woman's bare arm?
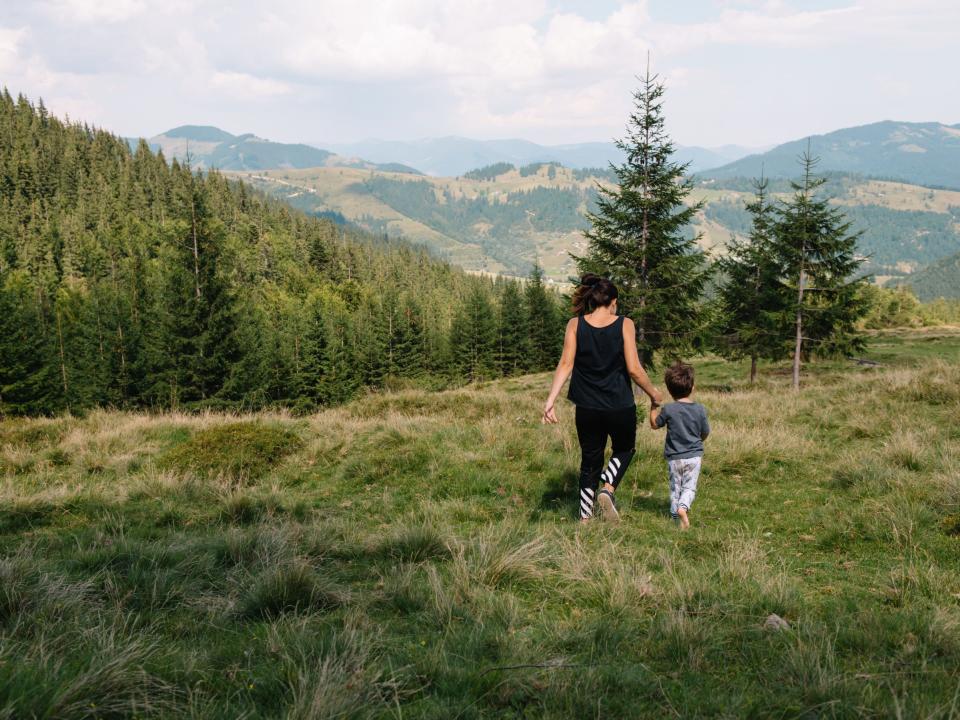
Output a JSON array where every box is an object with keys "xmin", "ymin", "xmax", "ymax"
[
  {"xmin": 542, "ymin": 318, "xmax": 578, "ymax": 424},
  {"xmin": 623, "ymin": 318, "xmax": 663, "ymax": 405}
]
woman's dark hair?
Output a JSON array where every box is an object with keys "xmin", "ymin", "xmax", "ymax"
[{"xmin": 571, "ymin": 273, "xmax": 618, "ymax": 315}]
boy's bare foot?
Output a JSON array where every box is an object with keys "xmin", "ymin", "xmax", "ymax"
[
  {"xmin": 598, "ymin": 489, "xmax": 620, "ymax": 524},
  {"xmin": 677, "ymin": 507, "xmax": 690, "ymax": 530}
]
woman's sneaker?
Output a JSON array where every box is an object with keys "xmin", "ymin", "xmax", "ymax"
[{"xmin": 597, "ymin": 489, "xmax": 620, "ymax": 524}]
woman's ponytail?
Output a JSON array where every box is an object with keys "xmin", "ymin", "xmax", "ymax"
[{"xmin": 571, "ymin": 273, "xmax": 618, "ymax": 315}]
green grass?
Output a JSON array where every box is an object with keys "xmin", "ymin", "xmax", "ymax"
[{"xmin": 1, "ymin": 332, "xmax": 960, "ymax": 717}]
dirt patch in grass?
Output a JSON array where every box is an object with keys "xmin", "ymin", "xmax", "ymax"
[{"xmin": 158, "ymin": 422, "xmax": 302, "ymax": 482}]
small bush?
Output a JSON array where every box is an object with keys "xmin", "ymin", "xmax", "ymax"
[{"xmin": 158, "ymin": 422, "xmax": 302, "ymax": 481}]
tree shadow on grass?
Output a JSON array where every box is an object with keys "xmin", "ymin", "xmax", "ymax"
[{"xmin": 530, "ymin": 470, "xmax": 579, "ymax": 521}]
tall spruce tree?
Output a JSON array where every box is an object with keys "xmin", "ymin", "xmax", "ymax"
[
  {"xmin": 576, "ymin": 63, "xmax": 710, "ymax": 368},
  {"xmin": 715, "ymin": 175, "xmax": 786, "ymax": 382},
  {"xmin": 496, "ymin": 281, "xmax": 530, "ymax": 376},
  {"xmin": 524, "ymin": 263, "xmax": 561, "ymax": 371},
  {"xmin": 772, "ymin": 148, "xmax": 867, "ymax": 390},
  {"xmin": 157, "ymin": 168, "xmax": 241, "ymax": 407},
  {"xmin": 449, "ymin": 285, "xmax": 497, "ymax": 382},
  {"xmin": 0, "ymin": 272, "xmax": 58, "ymax": 415}
]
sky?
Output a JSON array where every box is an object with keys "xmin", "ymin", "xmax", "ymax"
[{"xmin": 1, "ymin": 0, "xmax": 958, "ymax": 149}]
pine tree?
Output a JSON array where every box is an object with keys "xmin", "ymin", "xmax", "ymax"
[
  {"xmin": 772, "ymin": 147, "xmax": 867, "ymax": 390},
  {"xmin": 0, "ymin": 272, "xmax": 59, "ymax": 415},
  {"xmin": 296, "ymin": 292, "xmax": 334, "ymax": 410},
  {"xmin": 524, "ymin": 263, "xmax": 560, "ymax": 371},
  {"xmin": 450, "ymin": 285, "xmax": 497, "ymax": 382},
  {"xmin": 575, "ymin": 63, "xmax": 710, "ymax": 368},
  {"xmin": 496, "ymin": 281, "xmax": 530, "ymax": 376},
  {"xmin": 157, "ymin": 170, "xmax": 241, "ymax": 407},
  {"xmin": 715, "ymin": 175, "xmax": 786, "ymax": 382}
]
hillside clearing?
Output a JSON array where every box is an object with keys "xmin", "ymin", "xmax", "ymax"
[{"xmin": 2, "ymin": 330, "xmax": 960, "ymax": 717}]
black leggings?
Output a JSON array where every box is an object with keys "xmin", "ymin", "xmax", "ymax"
[{"xmin": 575, "ymin": 405, "xmax": 637, "ymax": 519}]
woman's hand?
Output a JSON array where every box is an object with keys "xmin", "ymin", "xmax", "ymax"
[
  {"xmin": 650, "ymin": 388, "xmax": 664, "ymax": 407},
  {"xmin": 542, "ymin": 398, "xmax": 559, "ymax": 424},
  {"xmin": 543, "ymin": 318, "xmax": 577, "ymax": 425}
]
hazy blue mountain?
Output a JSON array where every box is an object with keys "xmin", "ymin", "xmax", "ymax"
[
  {"xmin": 163, "ymin": 125, "xmax": 236, "ymax": 143},
  {"xmin": 129, "ymin": 125, "xmax": 421, "ymax": 174},
  {"xmin": 325, "ymin": 136, "xmax": 762, "ymax": 176},
  {"xmin": 205, "ymin": 134, "xmax": 334, "ymax": 170},
  {"xmin": 703, "ymin": 121, "xmax": 960, "ymax": 189}
]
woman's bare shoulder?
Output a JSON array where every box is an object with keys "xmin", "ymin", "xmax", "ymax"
[
  {"xmin": 621, "ymin": 316, "xmax": 635, "ymax": 330},
  {"xmin": 566, "ymin": 316, "xmax": 578, "ymax": 330}
]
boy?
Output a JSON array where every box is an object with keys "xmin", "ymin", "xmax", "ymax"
[{"xmin": 649, "ymin": 362, "xmax": 709, "ymax": 529}]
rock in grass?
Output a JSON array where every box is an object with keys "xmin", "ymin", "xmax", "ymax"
[{"xmin": 764, "ymin": 613, "xmax": 791, "ymax": 631}]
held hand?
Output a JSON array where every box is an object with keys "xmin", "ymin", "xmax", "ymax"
[
  {"xmin": 542, "ymin": 399, "xmax": 559, "ymax": 424},
  {"xmin": 650, "ymin": 388, "xmax": 664, "ymax": 407}
]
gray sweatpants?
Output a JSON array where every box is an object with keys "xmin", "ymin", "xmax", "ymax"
[{"xmin": 667, "ymin": 456, "xmax": 702, "ymax": 517}]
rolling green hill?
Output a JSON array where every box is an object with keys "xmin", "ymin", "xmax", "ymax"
[
  {"xmin": 899, "ymin": 250, "xmax": 960, "ymax": 301},
  {"xmin": 325, "ymin": 136, "xmax": 762, "ymax": 176},
  {"xmin": 704, "ymin": 121, "xmax": 960, "ymax": 189},
  {"xmin": 236, "ymin": 163, "xmax": 960, "ymax": 289},
  {"xmin": 232, "ymin": 163, "xmax": 603, "ymax": 278}
]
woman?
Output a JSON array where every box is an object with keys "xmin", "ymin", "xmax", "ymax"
[{"xmin": 543, "ymin": 274, "xmax": 662, "ymax": 523}]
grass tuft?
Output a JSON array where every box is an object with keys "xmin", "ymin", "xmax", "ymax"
[
  {"xmin": 237, "ymin": 562, "xmax": 346, "ymax": 619},
  {"xmin": 158, "ymin": 421, "xmax": 303, "ymax": 481},
  {"xmin": 376, "ymin": 523, "xmax": 451, "ymax": 563}
]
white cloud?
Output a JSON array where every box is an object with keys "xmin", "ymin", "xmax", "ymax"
[
  {"xmin": 3, "ymin": 0, "xmax": 958, "ymax": 145},
  {"xmin": 0, "ymin": 26, "xmax": 26, "ymax": 75},
  {"xmin": 210, "ymin": 71, "xmax": 291, "ymax": 99},
  {"xmin": 45, "ymin": 0, "xmax": 147, "ymax": 23}
]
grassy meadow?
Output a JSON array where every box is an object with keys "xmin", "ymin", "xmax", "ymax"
[{"xmin": 2, "ymin": 328, "xmax": 960, "ymax": 718}]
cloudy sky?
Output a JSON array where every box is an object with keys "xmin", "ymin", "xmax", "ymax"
[{"xmin": 1, "ymin": 0, "xmax": 957, "ymax": 148}]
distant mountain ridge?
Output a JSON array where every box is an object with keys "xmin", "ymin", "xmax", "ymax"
[
  {"xmin": 324, "ymin": 136, "xmax": 763, "ymax": 177},
  {"xmin": 131, "ymin": 125, "xmax": 422, "ymax": 175},
  {"xmin": 703, "ymin": 121, "xmax": 960, "ymax": 189}
]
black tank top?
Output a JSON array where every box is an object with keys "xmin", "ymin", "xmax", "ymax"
[{"xmin": 567, "ymin": 315, "xmax": 635, "ymax": 410}]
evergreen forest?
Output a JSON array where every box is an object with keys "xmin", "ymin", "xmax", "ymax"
[{"xmin": 0, "ymin": 92, "xmax": 565, "ymax": 416}]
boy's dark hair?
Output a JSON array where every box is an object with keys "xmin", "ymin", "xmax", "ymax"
[{"xmin": 664, "ymin": 362, "xmax": 694, "ymax": 400}]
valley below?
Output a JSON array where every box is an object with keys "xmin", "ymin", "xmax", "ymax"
[{"xmin": 235, "ymin": 164, "xmax": 960, "ymax": 295}]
